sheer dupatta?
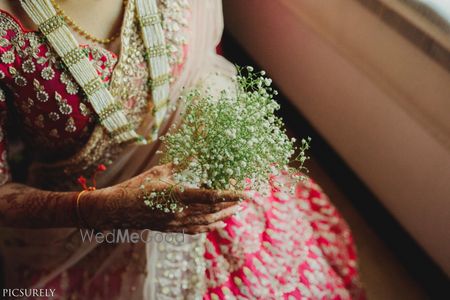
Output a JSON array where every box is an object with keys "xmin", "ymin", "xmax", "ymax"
[
  {"xmin": 0, "ymin": 0, "xmax": 236, "ymax": 299},
  {"xmin": 96, "ymin": 0, "xmax": 235, "ymax": 188}
]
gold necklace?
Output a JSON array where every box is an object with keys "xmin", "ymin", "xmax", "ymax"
[{"xmin": 49, "ymin": 0, "xmax": 128, "ymax": 45}]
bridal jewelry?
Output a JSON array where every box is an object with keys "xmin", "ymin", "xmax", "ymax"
[
  {"xmin": 75, "ymin": 190, "xmax": 90, "ymax": 228},
  {"xmin": 49, "ymin": 0, "xmax": 128, "ymax": 45},
  {"xmin": 74, "ymin": 164, "xmax": 107, "ymax": 227},
  {"xmin": 21, "ymin": 0, "xmax": 171, "ymax": 144}
]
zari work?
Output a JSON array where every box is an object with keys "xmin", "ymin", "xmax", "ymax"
[
  {"xmin": 0, "ymin": 1, "xmax": 364, "ymax": 299},
  {"xmin": 0, "ymin": 0, "xmax": 188, "ymax": 188},
  {"xmin": 21, "ymin": 0, "xmax": 171, "ymax": 144}
]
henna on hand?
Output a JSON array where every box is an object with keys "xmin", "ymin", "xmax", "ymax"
[
  {"xmin": 0, "ymin": 183, "xmax": 78, "ymax": 228},
  {"xmin": 79, "ymin": 164, "xmax": 243, "ymax": 232},
  {"xmin": 0, "ymin": 164, "xmax": 243, "ymax": 232}
]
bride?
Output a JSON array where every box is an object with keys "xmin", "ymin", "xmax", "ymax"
[{"xmin": 0, "ymin": 0, "xmax": 364, "ymax": 299}]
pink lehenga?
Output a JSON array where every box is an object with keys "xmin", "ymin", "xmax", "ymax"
[{"xmin": 0, "ymin": 0, "xmax": 364, "ymax": 299}]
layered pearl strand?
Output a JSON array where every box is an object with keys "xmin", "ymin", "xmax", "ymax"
[{"xmin": 20, "ymin": 0, "xmax": 171, "ymax": 145}]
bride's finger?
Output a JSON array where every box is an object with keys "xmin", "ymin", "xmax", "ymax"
[
  {"xmin": 169, "ymin": 205, "xmax": 240, "ymax": 226},
  {"xmin": 177, "ymin": 188, "xmax": 244, "ymax": 204},
  {"xmin": 179, "ymin": 201, "xmax": 241, "ymax": 216}
]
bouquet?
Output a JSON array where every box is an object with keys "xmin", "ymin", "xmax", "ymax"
[{"xmin": 142, "ymin": 67, "xmax": 310, "ymax": 212}]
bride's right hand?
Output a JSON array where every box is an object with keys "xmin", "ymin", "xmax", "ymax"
[{"xmin": 79, "ymin": 164, "xmax": 243, "ymax": 233}]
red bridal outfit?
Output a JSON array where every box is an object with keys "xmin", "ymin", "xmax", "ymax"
[{"xmin": 0, "ymin": 0, "xmax": 364, "ymax": 299}]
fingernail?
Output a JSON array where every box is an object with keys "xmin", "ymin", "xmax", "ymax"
[{"xmin": 218, "ymin": 221, "xmax": 226, "ymax": 228}]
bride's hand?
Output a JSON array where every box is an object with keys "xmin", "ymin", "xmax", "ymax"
[{"xmin": 79, "ymin": 164, "xmax": 243, "ymax": 233}]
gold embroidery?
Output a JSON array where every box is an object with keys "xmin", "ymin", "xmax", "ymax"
[
  {"xmin": 1, "ymin": 50, "xmax": 15, "ymax": 64},
  {"xmin": 8, "ymin": 66, "xmax": 27, "ymax": 86},
  {"xmin": 22, "ymin": 58, "xmax": 35, "ymax": 73},
  {"xmin": 55, "ymin": 91, "xmax": 73, "ymax": 115},
  {"xmin": 49, "ymin": 112, "xmax": 60, "ymax": 121},
  {"xmin": 41, "ymin": 66, "xmax": 55, "ymax": 80},
  {"xmin": 65, "ymin": 117, "xmax": 76, "ymax": 133},
  {"xmin": 79, "ymin": 102, "xmax": 90, "ymax": 117},
  {"xmin": 0, "ymin": 0, "xmax": 189, "ymax": 185},
  {"xmin": 60, "ymin": 71, "xmax": 79, "ymax": 95},
  {"xmin": 33, "ymin": 79, "xmax": 49, "ymax": 102}
]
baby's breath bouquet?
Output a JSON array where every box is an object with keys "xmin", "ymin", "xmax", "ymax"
[{"xmin": 158, "ymin": 66, "xmax": 310, "ymax": 193}]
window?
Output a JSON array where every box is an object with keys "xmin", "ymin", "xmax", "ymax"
[
  {"xmin": 358, "ymin": 0, "xmax": 450, "ymax": 71},
  {"xmin": 405, "ymin": 0, "xmax": 450, "ymax": 33}
]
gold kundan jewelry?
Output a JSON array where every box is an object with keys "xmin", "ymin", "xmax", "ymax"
[{"xmin": 49, "ymin": 0, "xmax": 128, "ymax": 45}]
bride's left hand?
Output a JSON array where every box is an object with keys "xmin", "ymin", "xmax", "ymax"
[{"xmin": 80, "ymin": 164, "xmax": 244, "ymax": 233}]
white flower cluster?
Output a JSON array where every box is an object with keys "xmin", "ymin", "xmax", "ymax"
[
  {"xmin": 158, "ymin": 67, "xmax": 311, "ymax": 192},
  {"xmin": 141, "ymin": 177, "xmax": 186, "ymax": 213}
]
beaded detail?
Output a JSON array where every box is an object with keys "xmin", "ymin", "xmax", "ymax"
[
  {"xmin": 147, "ymin": 235, "xmax": 207, "ymax": 299},
  {"xmin": 22, "ymin": 58, "xmax": 35, "ymax": 73},
  {"xmin": 98, "ymin": 102, "xmax": 123, "ymax": 122},
  {"xmin": 146, "ymin": 44, "xmax": 168, "ymax": 58},
  {"xmin": 60, "ymin": 71, "xmax": 79, "ymax": 95},
  {"xmin": 0, "ymin": 0, "xmax": 189, "ymax": 179},
  {"xmin": 33, "ymin": 79, "xmax": 49, "ymax": 102},
  {"xmin": 107, "ymin": 0, "xmax": 150, "ymax": 134},
  {"xmin": 139, "ymin": 13, "xmax": 160, "ymax": 27},
  {"xmin": 38, "ymin": 15, "xmax": 64, "ymax": 36},
  {"xmin": 21, "ymin": 0, "xmax": 141, "ymax": 143},
  {"xmin": 61, "ymin": 47, "xmax": 87, "ymax": 68},
  {"xmin": 136, "ymin": 0, "xmax": 172, "ymax": 141},
  {"xmin": 83, "ymin": 77, "xmax": 103, "ymax": 96},
  {"xmin": 148, "ymin": 73, "xmax": 170, "ymax": 88},
  {"xmin": 161, "ymin": 0, "xmax": 189, "ymax": 67},
  {"xmin": 0, "ymin": 9, "xmax": 116, "ymax": 158}
]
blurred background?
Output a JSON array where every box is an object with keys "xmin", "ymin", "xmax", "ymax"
[{"xmin": 221, "ymin": 0, "xmax": 449, "ymax": 299}]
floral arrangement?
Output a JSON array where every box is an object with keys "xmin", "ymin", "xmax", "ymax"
[{"xmin": 142, "ymin": 67, "xmax": 311, "ymax": 212}]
